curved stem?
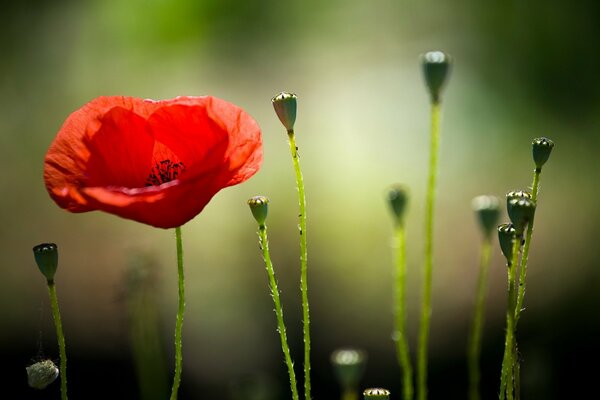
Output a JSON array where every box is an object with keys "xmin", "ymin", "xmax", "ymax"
[
  {"xmin": 499, "ymin": 235, "xmax": 520, "ymax": 400},
  {"xmin": 170, "ymin": 226, "xmax": 185, "ymax": 400},
  {"xmin": 393, "ymin": 224, "xmax": 414, "ymax": 400},
  {"xmin": 417, "ymin": 100, "xmax": 441, "ymax": 400},
  {"xmin": 514, "ymin": 168, "xmax": 541, "ymax": 326},
  {"xmin": 467, "ymin": 238, "xmax": 492, "ymax": 400},
  {"xmin": 288, "ymin": 130, "xmax": 311, "ymax": 400},
  {"xmin": 258, "ymin": 224, "xmax": 300, "ymax": 400},
  {"xmin": 47, "ymin": 281, "xmax": 68, "ymax": 400}
]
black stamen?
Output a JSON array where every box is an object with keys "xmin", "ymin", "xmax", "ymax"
[{"xmin": 145, "ymin": 160, "xmax": 186, "ymax": 186}]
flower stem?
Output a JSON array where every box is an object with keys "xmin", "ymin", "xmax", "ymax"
[
  {"xmin": 170, "ymin": 226, "xmax": 185, "ymax": 400},
  {"xmin": 287, "ymin": 130, "xmax": 311, "ymax": 400},
  {"xmin": 258, "ymin": 224, "xmax": 300, "ymax": 400},
  {"xmin": 342, "ymin": 388, "xmax": 359, "ymax": 400},
  {"xmin": 514, "ymin": 168, "xmax": 541, "ymax": 326},
  {"xmin": 499, "ymin": 235, "xmax": 521, "ymax": 400},
  {"xmin": 47, "ymin": 280, "xmax": 68, "ymax": 400},
  {"xmin": 393, "ymin": 224, "xmax": 414, "ymax": 400},
  {"xmin": 467, "ymin": 237, "xmax": 492, "ymax": 400},
  {"xmin": 417, "ymin": 100, "xmax": 441, "ymax": 400}
]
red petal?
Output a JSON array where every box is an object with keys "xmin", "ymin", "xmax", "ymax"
[{"xmin": 45, "ymin": 96, "xmax": 263, "ymax": 228}]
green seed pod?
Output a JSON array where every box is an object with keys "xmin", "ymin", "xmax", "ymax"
[
  {"xmin": 247, "ymin": 196, "xmax": 269, "ymax": 226},
  {"xmin": 472, "ymin": 195, "xmax": 501, "ymax": 237},
  {"xmin": 272, "ymin": 92, "xmax": 297, "ymax": 132},
  {"xmin": 506, "ymin": 194, "xmax": 536, "ymax": 234},
  {"xmin": 26, "ymin": 359, "xmax": 59, "ymax": 390},
  {"xmin": 421, "ymin": 51, "xmax": 452, "ymax": 103},
  {"xmin": 331, "ymin": 348, "xmax": 367, "ymax": 389},
  {"xmin": 363, "ymin": 388, "xmax": 391, "ymax": 400},
  {"xmin": 32, "ymin": 243, "xmax": 58, "ymax": 282},
  {"xmin": 497, "ymin": 223, "xmax": 516, "ymax": 263},
  {"xmin": 387, "ymin": 185, "xmax": 409, "ymax": 226},
  {"xmin": 532, "ymin": 137, "xmax": 554, "ymax": 169}
]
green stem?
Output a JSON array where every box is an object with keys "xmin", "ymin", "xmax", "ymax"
[
  {"xmin": 514, "ymin": 168, "xmax": 541, "ymax": 326},
  {"xmin": 170, "ymin": 226, "xmax": 185, "ymax": 400},
  {"xmin": 499, "ymin": 235, "xmax": 520, "ymax": 400},
  {"xmin": 288, "ymin": 130, "xmax": 311, "ymax": 400},
  {"xmin": 342, "ymin": 387, "xmax": 359, "ymax": 400},
  {"xmin": 47, "ymin": 280, "xmax": 68, "ymax": 400},
  {"xmin": 417, "ymin": 100, "xmax": 441, "ymax": 400},
  {"xmin": 258, "ymin": 224, "xmax": 300, "ymax": 400},
  {"xmin": 393, "ymin": 224, "xmax": 414, "ymax": 400},
  {"xmin": 467, "ymin": 238, "xmax": 492, "ymax": 400}
]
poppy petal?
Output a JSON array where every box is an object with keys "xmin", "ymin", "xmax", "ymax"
[{"xmin": 44, "ymin": 95, "xmax": 263, "ymax": 228}]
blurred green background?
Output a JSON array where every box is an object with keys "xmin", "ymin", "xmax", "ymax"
[{"xmin": 2, "ymin": 0, "xmax": 599, "ymax": 399}]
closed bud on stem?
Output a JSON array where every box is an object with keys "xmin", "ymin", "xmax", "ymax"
[
  {"xmin": 247, "ymin": 196, "xmax": 269, "ymax": 226},
  {"xmin": 331, "ymin": 348, "xmax": 367, "ymax": 389},
  {"xmin": 532, "ymin": 137, "xmax": 554, "ymax": 169},
  {"xmin": 363, "ymin": 388, "xmax": 390, "ymax": 400},
  {"xmin": 32, "ymin": 243, "xmax": 58, "ymax": 282},
  {"xmin": 272, "ymin": 92, "xmax": 297, "ymax": 132},
  {"xmin": 26, "ymin": 360, "xmax": 59, "ymax": 390},
  {"xmin": 472, "ymin": 195, "xmax": 501, "ymax": 237},
  {"xmin": 387, "ymin": 185, "xmax": 409, "ymax": 226},
  {"xmin": 506, "ymin": 192, "xmax": 536, "ymax": 234},
  {"xmin": 497, "ymin": 223, "xmax": 516, "ymax": 263},
  {"xmin": 421, "ymin": 51, "xmax": 452, "ymax": 103}
]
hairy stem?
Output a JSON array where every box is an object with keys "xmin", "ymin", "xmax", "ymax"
[
  {"xmin": 288, "ymin": 130, "xmax": 311, "ymax": 400},
  {"xmin": 394, "ymin": 224, "xmax": 414, "ymax": 400},
  {"xmin": 170, "ymin": 226, "xmax": 185, "ymax": 400},
  {"xmin": 417, "ymin": 100, "xmax": 441, "ymax": 400},
  {"xmin": 258, "ymin": 224, "xmax": 300, "ymax": 400},
  {"xmin": 47, "ymin": 280, "xmax": 68, "ymax": 400}
]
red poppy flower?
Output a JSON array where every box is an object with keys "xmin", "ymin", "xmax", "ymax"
[{"xmin": 44, "ymin": 96, "xmax": 262, "ymax": 228}]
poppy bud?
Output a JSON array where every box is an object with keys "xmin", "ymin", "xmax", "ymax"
[
  {"xmin": 26, "ymin": 359, "xmax": 59, "ymax": 390},
  {"xmin": 421, "ymin": 51, "xmax": 452, "ymax": 103},
  {"xmin": 497, "ymin": 223, "xmax": 516, "ymax": 263},
  {"xmin": 33, "ymin": 243, "xmax": 58, "ymax": 282},
  {"xmin": 532, "ymin": 137, "xmax": 554, "ymax": 169},
  {"xmin": 506, "ymin": 193, "xmax": 536, "ymax": 234},
  {"xmin": 472, "ymin": 195, "xmax": 501, "ymax": 237},
  {"xmin": 363, "ymin": 388, "xmax": 391, "ymax": 400},
  {"xmin": 247, "ymin": 196, "xmax": 269, "ymax": 226},
  {"xmin": 331, "ymin": 348, "xmax": 367, "ymax": 389},
  {"xmin": 387, "ymin": 185, "xmax": 409, "ymax": 226},
  {"xmin": 272, "ymin": 92, "xmax": 297, "ymax": 132}
]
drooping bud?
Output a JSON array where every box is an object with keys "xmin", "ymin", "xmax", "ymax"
[
  {"xmin": 387, "ymin": 185, "xmax": 409, "ymax": 226},
  {"xmin": 26, "ymin": 359, "xmax": 59, "ymax": 389},
  {"xmin": 331, "ymin": 348, "xmax": 367, "ymax": 389},
  {"xmin": 272, "ymin": 92, "xmax": 297, "ymax": 131},
  {"xmin": 247, "ymin": 196, "xmax": 269, "ymax": 226},
  {"xmin": 472, "ymin": 195, "xmax": 501, "ymax": 237},
  {"xmin": 532, "ymin": 137, "xmax": 554, "ymax": 169},
  {"xmin": 506, "ymin": 193, "xmax": 536, "ymax": 234},
  {"xmin": 421, "ymin": 51, "xmax": 452, "ymax": 103},
  {"xmin": 32, "ymin": 243, "xmax": 58, "ymax": 282},
  {"xmin": 497, "ymin": 223, "xmax": 516, "ymax": 263},
  {"xmin": 363, "ymin": 388, "xmax": 391, "ymax": 400}
]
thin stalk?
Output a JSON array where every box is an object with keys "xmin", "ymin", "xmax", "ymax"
[
  {"xmin": 342, "ymin": 388, "xmax": 359, "ymax": 400},
  {"xmin": 47, "ymin": 280, "xmax": 68, "ymax": 400},
  {"xmin": 393, "ymin": 224, "xmax": 413, "ymax": 400},
  {"xmin": 287, "ymin": 130, "xmax": 311, "ymax": 400},
  {"xmin": 514, "ymin": 168, "xmax": 541, "ymax": 325},
  {"xmin": 417, "ymin": 101, "xmax": 441, "ymax": 400},
  {"xmin": 258, "ymin": 224, "xmax": 300, "ymax": 400},
  {"xmin": 170, "ymin": 226, "xmax": 185, "ymax": 400},
  {"xmin": 499, "ymin": 235, "xmax": 521, "ymax": 400},
  {"xmin": 467, "ymin": 238, "xmax": 492, "ymax": 400}
]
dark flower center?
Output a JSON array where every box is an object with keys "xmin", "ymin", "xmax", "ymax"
[{"xmin": 145, "ymin": 159, "xmax": 186, "ymax": 186}]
